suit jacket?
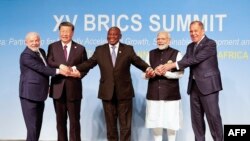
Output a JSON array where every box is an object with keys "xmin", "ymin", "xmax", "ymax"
[
  {"xmin": 47, "ymin": 41, "xmax": 88, "ymax": 100},
  {"xmin": 19, "ymin": 47, "xmax": 56, "ymax": 101},
  {"xmin": 77, "ymin": 43, "xmax": 149, "ymax": 100},
  {"xmin": 178, "ymin": 36, "xmax": 223, "ymax": 95}
]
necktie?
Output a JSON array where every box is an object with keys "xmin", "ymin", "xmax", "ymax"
[
  {"xmin": 63, "ymin": 45, "xmax": 67, "ymax": 60},
  {"xmin": 193, "ymin": 44, "xmax": 198, "ymax": 54},
  {"xmin": 111, "ymin": 46, "xmax": 116, "ymax": 66},
  {"xmin": 194, "ymin": 44, "xmax": 198, "ymax": 52},
  {"xmin": 37, "ymin": 50, "xmax": 47, "ymax": 66}
]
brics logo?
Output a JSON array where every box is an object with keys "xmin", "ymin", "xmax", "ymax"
[{"xmin": 224, "ymin": 125, "xmax": 250, "ymax": 141}]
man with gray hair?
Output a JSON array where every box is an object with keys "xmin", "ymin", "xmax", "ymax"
[
  {"xmin": 161, "ymin": 21, "xmax": 223, "ymax": 141},
  {"xmin": 19, "ymin": 32, "xmax": 65, "ymax": 141},
  {"xmin": 144, "ymin": 31, "xmax": 184, "ymax": 141}
]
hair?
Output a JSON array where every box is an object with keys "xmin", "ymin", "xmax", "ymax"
[
  {"xmin": 190, "ymin": 20, "xmax": 204, "ymax": 30},
  {"xmin": 109, "ymin": 26, "xmax": 121, "ymax": 32},
  {"xmin": 59, "ymin": 21, "xmax": 75, "ymax": 31},
  {"xmin": 25, "ymin": 32, "xmax": 40, "ymax": 41},
  {"xmin": 157, "ymin": 31, "xmax": 171, "ymax": 39}
]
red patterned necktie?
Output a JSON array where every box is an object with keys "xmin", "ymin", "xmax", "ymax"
[{"xmin": 63, "ymin": 45, "xmax": 67, "ymax": 60}]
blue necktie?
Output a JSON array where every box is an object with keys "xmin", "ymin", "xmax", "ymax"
[{"xmin": 111, "ymin": 46, "xmax": 116, "ymax": 66}]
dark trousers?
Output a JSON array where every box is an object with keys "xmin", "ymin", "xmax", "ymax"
[
  {"xmin": 53, "ymin": 90, "xmax": 81, "ymax": 141},
  {"xmin": 20, "ymin": 97, "xmax": 44, "ymax": 141},
  {"xmin": 102, "ymin": 97, "xmax": 132, "ymax": 141},
  {"xmin": 190, "ymin": 80, "xmax": 223, "ymax": 141}
]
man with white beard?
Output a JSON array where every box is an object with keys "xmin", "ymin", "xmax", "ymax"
[{"xmin": 143, "ymin": 31, "xmax": 184, "ymax": 141}]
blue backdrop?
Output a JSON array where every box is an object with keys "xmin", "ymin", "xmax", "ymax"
[{"xmin": 0, "ymin": 0, "xmax": 250, "ymax": 140}]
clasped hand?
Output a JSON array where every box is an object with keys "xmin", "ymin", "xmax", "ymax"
[
  {"xmin": 59, "ymin": 64, "xmax": 81, "ymax": 78},
  {"xmin": 145, "ymin": 63, "xmax": 174, "ymax": 78}
]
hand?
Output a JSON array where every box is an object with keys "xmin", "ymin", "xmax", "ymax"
[
  {"xmin": 154, "ymin": 64, "xmax": 165, "ymax": 76},
  {"xmin": 162, "ymin": 63, "xmax": 175, "ymax": 73},
  {"xmin": 59, "ymin": 64, "xmax": 72, "ymax": 76},
  {"xmin": 68, "ymin": 69, "xmax": 81, "ymax": 78},
  {"xmin": 59, "ymin": 68, "xmax": 70, "ymax": 76},
  {"xmin": 145, "ymin": 67, "xmax": 155, "ymax": 78}
]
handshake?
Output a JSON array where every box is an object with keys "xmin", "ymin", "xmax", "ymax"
[
  {"xmin": 145, "ymin": 63, "xmax": 175, "ymax": 78},
  {"xmin": 59, "ymin": 64, "xmax": 81, "ymax": 78}
]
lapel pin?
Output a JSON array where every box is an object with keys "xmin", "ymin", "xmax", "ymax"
[{"xmin": 119, "ymin": 51, "xmax": 121, "ymax": 53}]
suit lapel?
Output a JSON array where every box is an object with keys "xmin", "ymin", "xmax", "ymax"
[
  {"xmin": 193, "ymin": 36, "xmax": 207, "ymax": 54},
  {"xmin": 25, "ymin": 47, "xmax": 45, "ymax": 64},
  {"xmin": 67, "ymin": 41, "xmax": 77, "ymax": 64},
  {"xmin": 103, "ymin": 44, "xmax": 114, "ymax": 67},
  {"xmin": 115, "ymin": 43, "xmax": 124, "ymax": 67},
  {"xmin": 56, "ymin": 42, "xmax": 67, "ymax": 63}
]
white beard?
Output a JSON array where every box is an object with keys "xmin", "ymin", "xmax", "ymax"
[
  {"xmin": 158, "ymin": 44, "xmax": 168, "ymax": 50},
  {"xmin": 29, "ymin": 46, "xmax": 39, "ymax": 52}
]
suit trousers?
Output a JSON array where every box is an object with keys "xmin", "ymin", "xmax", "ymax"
[
  {"xmin": 20, "ymin": 97, "xmax": 44, "ymax": 141},
  {"xmin": 102, "ymin": 96, "xmax": 132, "ymax": 141},
  {"xmin": 190, "ymin": 80, "xmax": 223, "ymax": 141},
  {"xmin": 53, "ymin": 89, "xmax": 81, "ymax": 141}
]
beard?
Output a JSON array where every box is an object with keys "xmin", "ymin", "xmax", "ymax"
[
  {"xmin": 29, "ymin": 46, "xmax": 39, "ymax": 52},
  {"xmin": 157, "ymin": 44, "xmax": 168, "ymax": 50}
]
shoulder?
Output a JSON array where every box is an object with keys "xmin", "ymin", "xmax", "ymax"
[
  {"xmin": 39, "ymin": 48, "xmax": 46, "ymax": 54},
  {"xmin": 149, "ymin": 48, "xmax": 158, "ymax": 53},
  {"xmin": 95, "ymin": 43, "xmax": 108, "ymax": 50},
  {"xmin": 203, "ymin": 36, "xmax": 216, "ymax": 45},
  {"xmin": 48, "ymin": 41, "xmax": 61, "ymax": 47},
  {"xmin": 168, "ymin": 46, "xmax": 180, "ymax": 52},
  {"xmin": 119, "ymin": 43, "xmax": 134, "ymax": 52},
  {"xmin": 120, "ymin": 42, "xmax": 133, "ymax": 48},
  {"xmin": 72, "ymin": 41, "xmax": 86, "ymax": 50}
]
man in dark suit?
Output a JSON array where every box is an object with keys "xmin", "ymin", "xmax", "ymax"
[
  {"xmin": 74, "ymin": 27, "xmax": 153, "ymax": 141},
  {"xmin": 47, "ymin": 22, "xmax": 88, "ymax": 141},
  {"xmin": 19, "ymin": 32, "xmax": 63, "ymax": 141},
  {"xmin": 161, "ymin": 21, "xmax": 223, "ymax": 141}
]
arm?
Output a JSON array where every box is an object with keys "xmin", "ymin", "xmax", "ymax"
[
  {"xmin": 142, "ymin": 52, "xmax": 150, "ymax": 79},
  {"xmin": 163, "ymin": 52, "xmax": 184, "ymax": 79},
  {"xmin": 130, "ymin": 46, "xmax": 150, "ymax": 72},
  {"xmin": 21, "ymin": 53, "xmax": 56, "ymax": 76},
  {"xmin": 162, "ymin": 40, "xmax": 217, "ymax": 72},
  {"xmin": 69, "ymin": 47, "xmax": 89, "ymax": 78},
  {"xmin": 79, "ymin": 47, "xmax": 88, "ymax": 78},
  {"xmin": 76, "ymin": 49, "xmax": 98, "ymax": 72},
  {"xmin": 178, "ymin": 40, "xmax": 217, "ymax": 69}
]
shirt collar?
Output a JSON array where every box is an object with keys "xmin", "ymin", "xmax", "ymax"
[
  {"xmin": 196, "ymin": 35, "xmax": 205, "ymax": 45},
  {"xmin": 109, "ymin": 42, "xmax": 119, "ymax": 48},
  {"xmin": 61, "ymin": 41, "xmax": 72, "ymax": 48}
]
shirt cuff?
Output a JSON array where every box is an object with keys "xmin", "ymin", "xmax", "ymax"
[
  {"xmin": 176, "ymin": 62, "xmax": 180, "ymax": 70},
  {"xmin": 56, "ymin": 69, "xmax": 59, "ymax": 74}
]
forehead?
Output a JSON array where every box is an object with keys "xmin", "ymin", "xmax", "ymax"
[
  {"xmin": 60, "ymin": 26, "xmax": 73, "ymax": 31},
  {"xmin": 190, "ymin": 23, "xmax": 201, "ymax": 29},
  {"xmin": 108, "ymin": 28, "xmax": 120, "ymax": 34},
  {"xmin": 157, "ymin": 33, "xmax": 168, "ymax": 38}
]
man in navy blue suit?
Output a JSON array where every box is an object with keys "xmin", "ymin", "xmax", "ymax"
[
  {"xmin": 19, "ymin": 32, "xmax": 65, "ymax": 141},
  {"xmin": 160, "ymin": 21, "xmax": 223, "ymax": 141}
]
